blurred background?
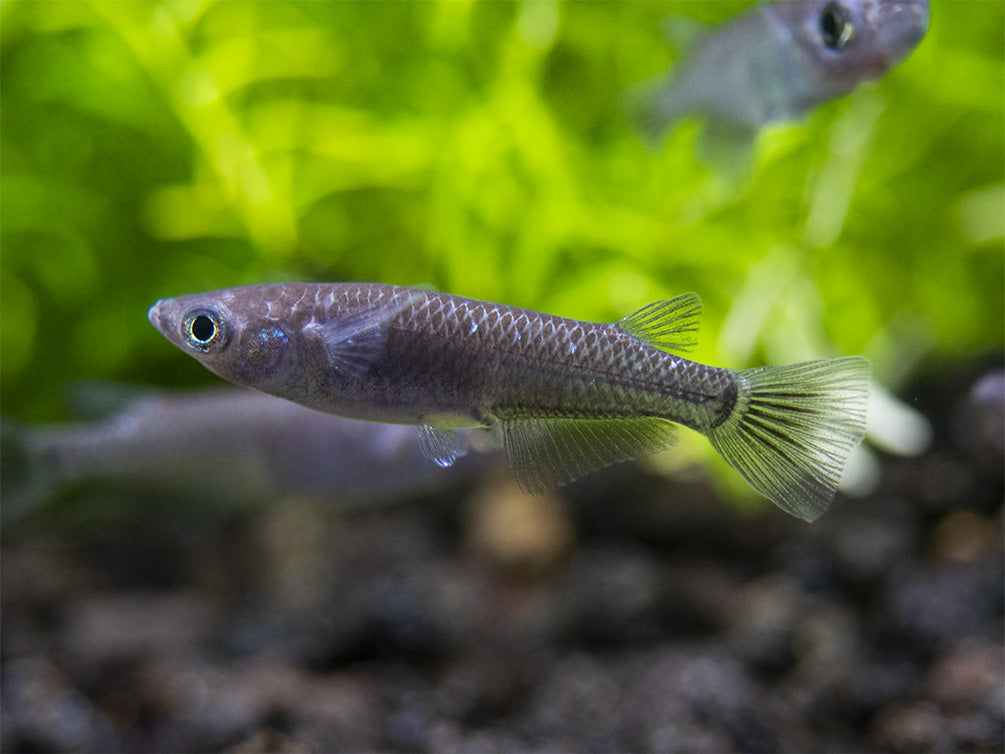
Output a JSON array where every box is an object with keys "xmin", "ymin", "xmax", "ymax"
[{"xmin": 1, "ymin": 1, "xmax": 1002, "ymax": 752}]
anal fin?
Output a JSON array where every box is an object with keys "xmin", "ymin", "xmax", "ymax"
[{"xmin": 500, "ymin": 416, "xmax": 677, "ymax": 494}]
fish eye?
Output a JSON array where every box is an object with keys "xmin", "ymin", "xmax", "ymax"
[
  {"xmin": 181, "ymin": 308, "xmax": 229, "ymax": 353},
  {"xmin": 820, "ymin": 2, "xmax": 853, "ymax": 50}
]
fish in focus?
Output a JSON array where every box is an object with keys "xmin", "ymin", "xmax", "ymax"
[
  {"xmin": 2, "ymin": 385, "xmax": 492, "ymax": 522},
  {"xmin": 625, "ymin": 0, "xmax": 930, "ymax": 142},
  {"xmin": 149, "ymin": 283, "xmax": 871, "ymax": 521}
]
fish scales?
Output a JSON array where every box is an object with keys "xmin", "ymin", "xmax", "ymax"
[{"xmin": 149, "ymin": 282, "xmax": 870, "ymax": 522}]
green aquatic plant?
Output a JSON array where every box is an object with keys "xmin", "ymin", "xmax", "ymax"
[{"xmin": 2, "ymin": 2, "xmax": 1001, "ymax": 495}]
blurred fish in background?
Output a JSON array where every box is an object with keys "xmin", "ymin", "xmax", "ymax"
[
  {"xmin": 2, "ymin": 385, "xmax": 494, "ymax": 525},
  {"xmin": 625, "ymin": 0, "xmax": 930, "ymax": 145}
]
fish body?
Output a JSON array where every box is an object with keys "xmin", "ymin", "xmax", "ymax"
[
  {"xmin": 627, "ymin": 0, "xmax": 930, "ymax": 140},
  {"xmin": 149, "ymin": 283, "xmax": 870, "ymax": 521}
]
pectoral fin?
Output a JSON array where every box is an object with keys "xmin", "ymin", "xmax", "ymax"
[
  {"xmin": 312, "ymin": 290, "xmax": 423, "ymax": 378},
  {"xmin": 418, "ymin": 423, "xmax": 469, "ymax": 468},
  {"xmin": 500, "ymin": 416, "xmax": 678, "ymax": 494}
]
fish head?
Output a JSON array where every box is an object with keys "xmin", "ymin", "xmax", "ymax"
[
  {"xmin": 772, "ymin": 0, "xmax": 929, "ymax": 91},
  {"xmin": 148, "ymin": 288, "xmax": 297, "ymax": 391}
]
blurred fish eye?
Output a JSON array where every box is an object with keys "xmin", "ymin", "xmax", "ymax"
[
  {"xmin": 181, "ymin": 308, "xmax": 229, "ymax": 353},
  {"xmin": 820, "ymin": 2, "xmax": 853, "ymax": 50}
]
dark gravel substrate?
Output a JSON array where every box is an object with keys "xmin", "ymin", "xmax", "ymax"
[{"xmin": 3, "ymin": 363, "xmax": 1002, "ymax": 753}]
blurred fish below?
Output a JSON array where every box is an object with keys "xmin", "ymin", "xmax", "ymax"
[
  {"xmin": 625, "ymin": 0, "xmax": 930, "ymax": 145},
  {"xmin": 2, "ymin": 385, "xmax": 497, "ymax": 525}
]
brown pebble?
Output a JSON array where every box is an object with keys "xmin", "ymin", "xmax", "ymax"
[
  {"xmin": 464, "ymin": 475, "xmax": 576, "ymax": 575},
  {"xmin": 925, "ymin": 640, "xmax": 1004, "ymax": 712},
  {"xmin": 930, "ymin": 509, "xmax": 999, "ymax": 563}
]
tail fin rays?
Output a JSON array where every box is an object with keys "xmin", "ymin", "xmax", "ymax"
[{"xmin": 705, "ymin": 357, "xmax": 871, "ymax": 522}]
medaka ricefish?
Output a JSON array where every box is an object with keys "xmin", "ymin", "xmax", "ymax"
[{"xmin": 148, "ymin": 283, "xmax": 870, "ymax": 521}]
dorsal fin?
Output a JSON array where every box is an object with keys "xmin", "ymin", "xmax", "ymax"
[
  {"xmin": 660, "ymin": 13, "xmax": 710, "ymax": 54},
  {"xmin": 615, "ymin": 292, "xmax": 702, "ymax": 353}
]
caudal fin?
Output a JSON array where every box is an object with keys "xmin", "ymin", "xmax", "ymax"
[{"xmin": 704, "ymin": 356, "xmax": 871, "ymax": 522}]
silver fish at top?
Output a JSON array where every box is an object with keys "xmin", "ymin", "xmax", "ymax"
[
  {"xmin": 149, "ymin": 283, "xmax": 871, "ymax": 521},
  {"xmin": 626, "ymin": 0, "xmax": 930, "ymax": 141}
]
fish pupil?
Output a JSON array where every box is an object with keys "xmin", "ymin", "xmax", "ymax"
[
  {"xmin": 191, "ymin": 315, "xmax": 216, "ymax": 342},
  {"xmin": 820, "ymin": 2, "xmax": 851, "ymax": 50}
]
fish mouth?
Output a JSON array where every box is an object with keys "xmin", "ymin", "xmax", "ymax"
[
  {"xmin": 148, "ymin": 300, "xmax": 177, "ymax": 337},
  {"xmin": 881, "ymin": 1, "xmax": 931, "ymax": 49},
  {"xmin": 898, "ymin": 1, "xmax": 931, "ymax": 43}
]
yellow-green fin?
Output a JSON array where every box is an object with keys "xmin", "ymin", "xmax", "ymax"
[
  {"xmin": 615, "ymin": 292, "xmax": 702, "ymax": 353},
  {"xmin": 500, "ymin": 416, "xmax": 678, "ymax": 495},
  {"xmin": 704, "ymin": 356, "xmax": 871, "ymax": 522}
]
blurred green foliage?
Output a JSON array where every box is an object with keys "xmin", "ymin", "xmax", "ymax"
[{"xmin": 2, "ymin": 0, "xmax": 1002, "ymax": 423}]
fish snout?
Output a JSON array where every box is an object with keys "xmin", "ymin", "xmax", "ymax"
[
  {"xmin": 148, "ymin": 299, "xmax": 180, "ymax": 341},
  {"xmin": 897, "ymin": 0, "xmax": 931, "ymax": 43},
  {"xmin": 878, "ymin": 1, "xmax": 931, "ymax": 53},
  {"xmin": 148, "ymin": 300, "xmax": 165, "ymax": 330}
]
